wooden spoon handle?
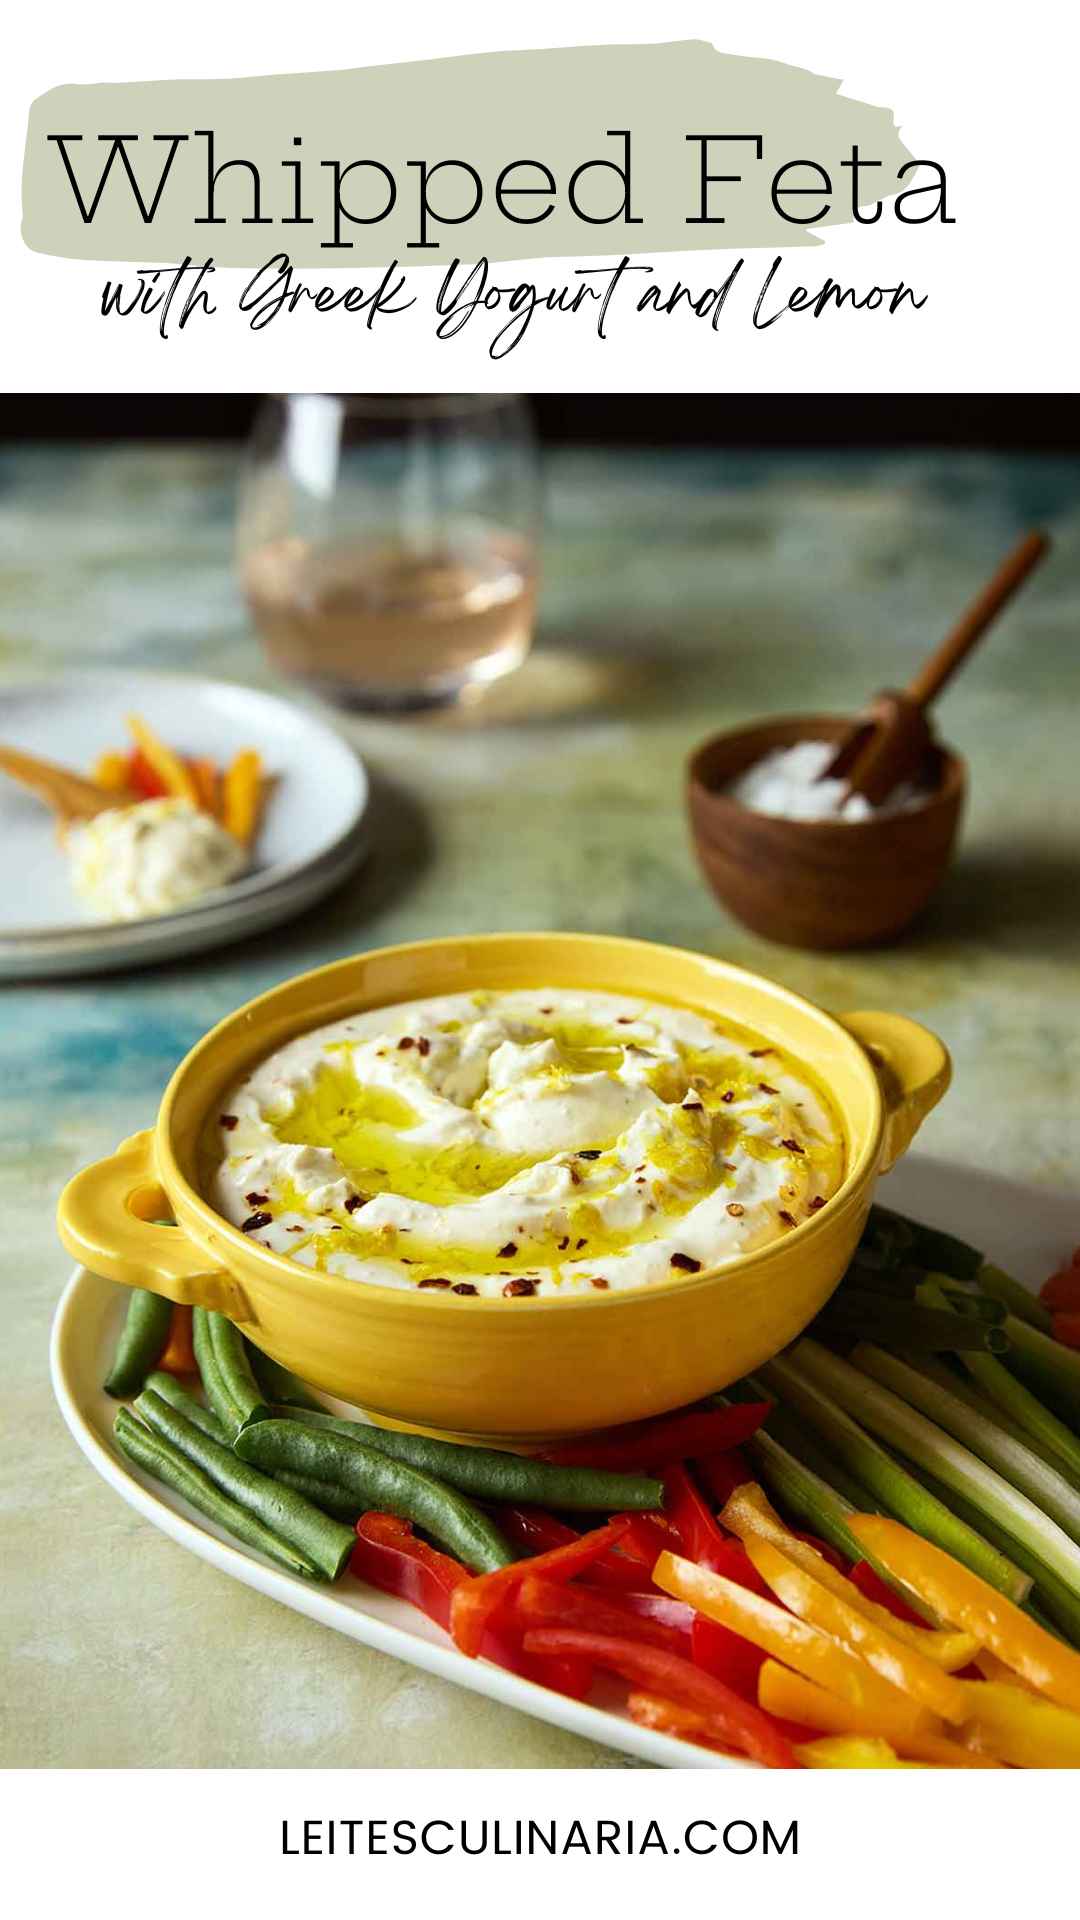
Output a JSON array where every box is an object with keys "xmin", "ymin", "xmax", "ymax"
[{"xmin": 906, "ymin": 530, "xmax": 1049, "ymax": 711}]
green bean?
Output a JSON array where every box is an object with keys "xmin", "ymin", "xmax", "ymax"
[
  {"xmin": 192, "ymin": 1306, "xmax": 241, "ymax": 1438},
  {"xmin": 114, "ymin": 1409, "xmax": 321, "ymax": 1580},
  {"xmin": 245, "ymin": 1343, "xmax": 324, "ymax": 1412},
  {"xmin": 274, "ymin": 1469, "xmax": 365, "ymax": 1521},
  {"xmin": 271, "ymin": 1405, "xmax": 663, "ymax": 1513},
  {"xmin": 206, "ymin": 1312, "xmax": 269, "ymax": 1433},
  {"xmin": 236, "ymin": 1420, "xmax": 517, "ymax": 1573},
  {"xmin": 104, "ymin": 1289, "xmax": 173, "ymax": 1399},
  {"xmin": 133, "ymin": 1390, "xmax": 354, "ymax": 1581},
  {"xmin": 143, "ymin": 1371, "xmax": 230, "ymax": 1444}
]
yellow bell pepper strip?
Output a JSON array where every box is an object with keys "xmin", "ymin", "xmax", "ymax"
[
  {"xmin": 222, "ymin": 748, "xmax": 264, "ymax": 846},
  {"xmin": 741, "ymin": 1535, "xmax": 969, "ymax": 1724},
  {"xmin": 757, "ymin": 1661, "xmax": 1002, "ymax": 1767},
  {"xmin": 848, "ymin": 1514, "xmax": 1080, "ymax": 1712},
  {"xmin": 795, "ymin": 1736, "xmax": 923, "ymax": 1768},
  {"xmin": 125, "ymin": 713, "xmax": 200, "ymax": 805},
  {"xmin": 720, "ymin": 1484, "xmax": 978, "ymax": 1671},
  {"xmin": 652, "ymin": 1550, "xmax": 936, "ymax": 1735},
  {"xmin": 957, "ymin": 1679, "xmax": 1080, "ymax": 1768},
  {"xmin": 973, "ymin": 1649, "xmax": 1037, "ymax": 1689},
  {"xmin": 92, "ymin": 748, "xmax": 131, "ymax": 791}
]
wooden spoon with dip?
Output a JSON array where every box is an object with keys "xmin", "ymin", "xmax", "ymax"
[{"xmin": 823, "ymin": 530, "xmax": 1050, "ymax": 805}]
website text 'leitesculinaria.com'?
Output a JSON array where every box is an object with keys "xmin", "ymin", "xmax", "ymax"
[{"xmin": 281, "ymin": 1817, "xmax": 798, "ymax": 1858}]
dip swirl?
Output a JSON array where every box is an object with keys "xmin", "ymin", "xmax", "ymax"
[{"xmin": 212, "ymin": 989, "xmax": 843, "ymax": 1298}]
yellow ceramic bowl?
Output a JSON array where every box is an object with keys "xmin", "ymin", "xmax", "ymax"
[{"xmin": 57, "ymin": 933, "xmax": 949, "ymax": 1440}]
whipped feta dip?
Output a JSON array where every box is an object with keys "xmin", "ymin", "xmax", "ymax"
[
  {"xmin": 212, "ymin": 988, "xmax": 844, "ymax": 1299},
  {"xmin": 70, "ymin": 797, "xmax": 247, "ymax": 921},
  {"xmin": 729, "ymin": 740, "xmax": 926, "ymax": 823}
]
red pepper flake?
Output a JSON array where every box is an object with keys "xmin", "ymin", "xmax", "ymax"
[
  {"xmin": 749, "ymin": 1047, "xmax": 774, "ymax": 1058},
  {"xmin": 779, "ymin": 1210, "xmax": 798, "ymax": 1229},
  {"xmin": 417, "ymin": 1036, "xmax": 431, "ymax": 1057},
  {"xmin": 503, "ymin": 1278, "xmax": 537, "ymax": 1298},
  {"xmin": 780, "ymin": 1137, "xmax": 805, "ymax": 1154},
  {"xmin": 726, "ymin": 1202, "xmax": 745, "ymax": 1218},
  {"xmin": 397, "ymin": 1036, "xmax": 416, "ymax": 1050},
  {"xmin": 539, "ymin": 1005, "xmax": 554, "ymax": 1014},
  {"xmin": 220, "ymin": 1114, "xmax": 239, "ymax": 1130},
  {"xmin": 720, "ymin": 1090, "xmax": 735, "ymax": 1104},
  {"xmin": 670, "ymin": 1252, "xmax": 701, "ymax": 1274},
  {"xmin": 575, "ymin": 1237, "xmax": 587, "ymax": 1250},
  {"xmin": 330, "ymin": 1224, "xmax": 343, "ymax": 1232},
  {"xmin": 497, "ymin": 1241, "xmax": 518, "ymax": 1258},
  {"xmin": 590, "ymin": 1276, "xmax": 610, "ymax": 1290},
  {"xmin": 344, "ymin": 1193, "xmax": 368, "ymax": 1213},
  {"xmin": 616, "ymin": 1016, "xmax": 634, "ymax": 1025},
  {"xmin": 418, "ymin": 1277, "xmax": 451, "ymax": 1290},
  {"xmin": 569, "ymin": 1165, "xmax": 582, "ymax": 1185},
  {"xmin": 241, "ymin": 1211, "xmax": 272, "ymax": 1233},
  {"xmin": 577, "ymin": 1149, "xmax": 601, "ymax": 1161},
  {"xmin": 245, "ymin": 1191, "xmax": 269, "ymax": 1207},
  {"xmin": 808, "ymin": 1195, "xmax": 826, "ymax": 1214},
  {"xmin": 451, "ymin": 1282, "xmax": 478, "ymax": 1296},
  {"xmin": 286, "ymin": 1225, "xmax": 303, "ymax": 1233},
  {"xmin": 682, "ymin": 1101, "xmax": 704, "ymax": 1112},
  {"xmin": 758, "ymin": 1082, "xmax": 779, "ymax": 1096},
  {"xmin": 557, "ymin": 1236, "xmax": 570, "ymax": 1251}
]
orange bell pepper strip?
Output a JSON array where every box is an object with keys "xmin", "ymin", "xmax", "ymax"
[
  {"xmin": 156, "ymin": 1305, "xmax": 196, "ymax": 1375},
  {"xmin": 795, "ymin": 1736, "xmax": 923, "ymax": 1768},
  {"xmin": 652, "ymin": 1550, "xmax": 936, "ymax": 1735},
  {"xmin": 222, "ymin": 749, "xmax": 264, "ymax": 846},
  {"xmin": 188, "ymin": 756, "xmax": 221, "ymax": 820},
  {"xmin": 956, "ymin": 1679, "xmax": 1080, "ymax": 1768},
  {"xmin": 721, "ymin": 1486, "xmax": 978, "ymax": 1671},
  {"xmin": 742, "ymin": 1535, "xmax": 969, "ymax": 1723},
  {"xmin": 520, "ymin": 1627, "xmax": 798, "ymax": 1768},
  {"xmin": 848, "ymin": 1514, "xmax": 1080, "ymax": 1712},
  {"xmin": 757, "ymin": 1661, "xmax": 1002, "ymax": 1767},
  {"xmin": 450, "ymin": 1518, "xmax": 630, "ymax": 1657},
  {"xmin": 126, "ymin": 714, "xmax": 200, "ymax": 805}
]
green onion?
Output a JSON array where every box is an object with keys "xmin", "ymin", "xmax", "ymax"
[
  {"xmin": 816, "ymin": 1294, "xmax": 1008, "ymax": 1354},
  {"xmin": 851, "ymin": 1343, "xmax": 1080, "ymax": 1547},
  {"xmin": 866, "ymin": 1206, "xmax": 983, "ymax": 1281},
  {"xmin": 911, "ymin": 1355, "xmax": 1069, "ymax": 1469},
  {"xmin": 975, "ymin": 1262, "xmax": 1054, "ymax": 1334},
  {"xmin": 757, "ymin": 1351, "xmax": 1030, "ymax": 1603},
  {"xmin": 721, "ymin": 1377, "xmax": 877, "ymax": 1509},
  {"xmin": 790, "ymin": 1338, "xmax": 1080, "ymax": 1601},
  {"xmin": 919, "ymin": 1280, "xmax": 1080, "ymax": 1487},
  {"xmin": 1001, "ymin": 1317, "xmax": 1080, "ymax": 1436}
]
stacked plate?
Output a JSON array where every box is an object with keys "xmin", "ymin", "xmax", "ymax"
[{"xmin": 0, "ymin": 670, "xmax": 371, "ymax": 978}]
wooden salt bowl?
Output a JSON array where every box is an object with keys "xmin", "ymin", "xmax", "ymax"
[{"xmin": 687, "ymin": 714, "xmax": 966, "ymax": 950}]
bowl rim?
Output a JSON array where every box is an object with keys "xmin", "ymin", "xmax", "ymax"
[
  {"xmin": 687, "ymin": 712, "xmax": 967, "ymax": 836},
  {"xmin": 155, "ymin": 931, "xmax": 887, "ymax": 1316}
]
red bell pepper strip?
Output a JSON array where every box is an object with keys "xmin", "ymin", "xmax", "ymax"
[
  {"xmin": 521, "ymin": 1628, "xmax": 798, "ymax": 1768},
  {"xmin": 1040, "ymin": 1268, "xmax": 1080, "ymax": 1312},
  {"xmin": 450, "ymin": 1519, "xmax": 630, "ymax": 1657},
  {"xmin": 512, "ymin": 1576, "xmax": 692, "ymax": 1652},
  {"xmin": 618, "ymin": 1511, "xmax": 680, "ymax": 1567},
  {"xmin": 663, "ymin": 1463, "xmax": 734, "ymax": 1569},
  {"xmin": 126, "ymin": 746, "xmax": 170, "ymax": 800},
  {"xmin": 352, "ymin": 1512, "xmax": 469, "ymax": 1633},
  {"xmin": 1052, "ymin": 1311, "xmax": 1080, "ymax": 1349},
  {"xmin": 499, "ymin": 1506, "xmax": 654, "ymax": 1592},
  {"xmin": 540, "ymin": 1404, "xmax": 771, "ymax": 1472},
  {"xmin": 695, "ymin": 1449, "xmax": 754, "ymax": 1510},
  {"xmin": 352, "ymin": 1516, "xmax": 591, "ymax": 1697},
  {"xmin": 691, "ymin": 1611, "xmax": 767, "ymax": 1702}
]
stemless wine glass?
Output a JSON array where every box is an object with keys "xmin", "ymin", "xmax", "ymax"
[{"xmin": 237, "ymin": 393, "xmax": 541, "ymax": 712}]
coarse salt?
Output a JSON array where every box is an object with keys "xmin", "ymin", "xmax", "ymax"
[{"xmin": 728, "ymin": 740, "xmax": 927, "ymax": 823}]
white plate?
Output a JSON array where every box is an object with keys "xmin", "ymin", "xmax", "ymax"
[
  {"xmin": 0, "ymin": 670, "xmax": 369, "ymax": 976},
  {"xmin": 49, "ymin": 1154, "xmax": 1076, "ymax": 1770}
]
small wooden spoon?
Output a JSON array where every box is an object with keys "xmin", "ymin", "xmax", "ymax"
[
  {"xmin": 0, "ymin": 745, "xmax": 134, "ymax": 836},
  {"xmin": 823, "ymin": 530, "xmax": 1050, "ymax": 805}
]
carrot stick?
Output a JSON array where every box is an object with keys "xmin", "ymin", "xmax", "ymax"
[
  {"xmin": 126, "ymin": 714, "xmax": 199, "ymax": 805},
  {"xmin": 157, "ymin": 1306, "xmax": 196, "ymax": 1375},
  {"xmin": 222, "ymin": 749, "xmax": 263, "ymax": 846}
]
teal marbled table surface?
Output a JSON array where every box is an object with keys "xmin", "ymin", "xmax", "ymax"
[{"xmin": 3, "ymin": 441, "xmax": 1079, "ymax": 1766}]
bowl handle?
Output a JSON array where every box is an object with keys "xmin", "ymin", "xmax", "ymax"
[
  {"xmin": 56, "ymin": 1129, "xmax": 252, "ymax": 1318},
  {"xmin": 835, "ymin": 1012, "xmax": 951, "ymax": 1172}
]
